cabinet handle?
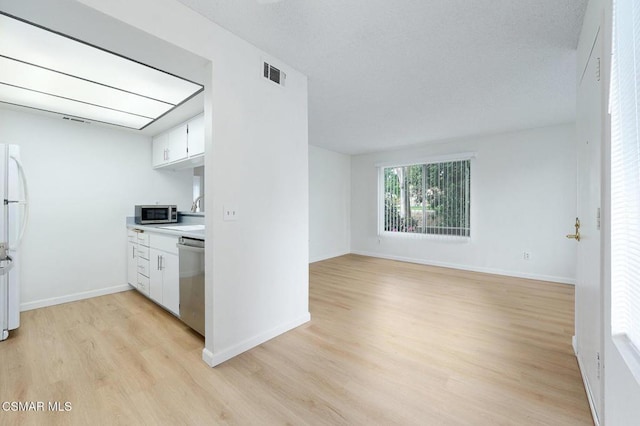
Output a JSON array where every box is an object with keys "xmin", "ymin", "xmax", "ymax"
[
  {"xmin": 157, "ymin": 255, "xmax": 161, "ymax": 270},
  {"xmin": 159, "ymin": 255, "xmax": 164, "ymax": 271}
]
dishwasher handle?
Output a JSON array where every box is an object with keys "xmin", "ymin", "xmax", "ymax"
[{"xmin": 177, "ymin": 243, "xmax": 205, "ymax": 253}]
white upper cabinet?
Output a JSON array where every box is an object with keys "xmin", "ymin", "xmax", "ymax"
[
  {"xmin": 187, "ymin": 113, "xmax": 204, "ymax": 158},
  {"xmin": 152, "ymin": 132, "xmax": 169, "ymax": 167},
  {"xmin": 167, "ymin": 125, "xmax": 188, "ymax": 162},
  {"xmin": 152, "ymin": 113, "xmax": 205, "ymax": 169}
]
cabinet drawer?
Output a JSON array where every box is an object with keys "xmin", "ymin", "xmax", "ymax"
[
  {"xmin": 137, "ymin": 245, "xmax": 150, "ymax": 260},
  {"xmin": 137, "ymin": 232, "xmax": 150, "ymax": 247},
  {"xmin": 149, "ymin": 233, "xmax": 178, "ymax": 254},
  {"xmin": 127, "ymin": 229, "xmax": 138, "ymax": 243},
  {"xmin": 137, "ymin": 257, "xmax": 150, "ymax": 277},
  {"xmin": 137, "ymin": 274, "xmax": 150, "ymax": 296}
]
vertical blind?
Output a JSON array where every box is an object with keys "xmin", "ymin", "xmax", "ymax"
[
  {"xmin": 611, "ymin": 0, "xmax": 640, "ymax": 353},
  {"xmin": 382, "ymin": 160, "xmax": 470, "ymax": 237}
]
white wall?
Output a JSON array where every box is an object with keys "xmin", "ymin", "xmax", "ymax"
[
  {"xmin": 309, "ymin": 145, "xmax": 351, "ymax": 262},
  {"xmin": 351, "ymin": 124, "xmax": 577, "ymax": 283},
  {"xmin": 77, "ymin": 0, "xmax": 310, "ymax": 366},
  {"xmin": 207, "ymin": 32, "xmax": 309, "ymax": 366},
  {"xmin": 0, "ymin": 108, "xmax": 193, "ymax": 309}
]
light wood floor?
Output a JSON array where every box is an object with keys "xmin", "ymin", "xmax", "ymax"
[{"xmin": 0, "ymin": 254, "xmax": 592, "ymax": 425}]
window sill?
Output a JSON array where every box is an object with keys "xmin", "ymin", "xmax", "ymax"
[
  {"xmin": 612, "ymin": 334, "xmax": 640, "ymax": 385},
  {"xmin": 379, "ymin": 231, "xmax": 471, "ymax": 243}
]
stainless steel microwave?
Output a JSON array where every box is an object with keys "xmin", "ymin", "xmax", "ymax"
[{"xmin": 135, "ymin": 205, "xmax": 178, "ymax": 225}]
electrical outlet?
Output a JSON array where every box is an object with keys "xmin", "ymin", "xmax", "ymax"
[
  {"xmin": 223, "ymin": 205, "xmax": 239, "ymax": 221},
  {"xmin": 523, "ymin": 251, "xmax": 531, "ymax": 261}
]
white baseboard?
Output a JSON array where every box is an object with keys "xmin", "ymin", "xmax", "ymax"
[
  {"xmin": 20, "ymin": 284, "xmax": 133, "ymax": 311},
  {"xmin": 574, "ymin": 348, "xmax": 601, "ymax": 426},
  {"xmin": 202, "ymin": 347, "xmax": 215, "ymax": 367},
  {"xmin": 350, "ymin": 250, "xmax": 576, "ymax": 285},
  {"xmin": 309, "ymin": 250, "xmax": 350, "ymax": 263},
  {"xmin": 204, "ymin": 312, "xmax": 311, "ymax": 367}
]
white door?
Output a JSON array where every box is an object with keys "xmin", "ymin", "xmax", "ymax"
[{"xmin": 573, "ymin": 27, "xmax": 603, "ymax": 421}]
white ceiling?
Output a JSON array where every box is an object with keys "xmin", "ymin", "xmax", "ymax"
[{"xmin": 175, "ymin": 0, "xmax": 588, "ymax": 154}]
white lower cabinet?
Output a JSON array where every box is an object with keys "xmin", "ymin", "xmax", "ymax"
[
  {"xmin": 126, "ymin": 234, "xmax": 137, "ymax": 287},
  {"xmin": 149, "ymin": 250, "xmax": 163, "ymax": 304},
  {"xmin": 127, "ymin": 228, "xmax": 180, "ymax": 316},
  {"xmin": 150, "ymin": 248, "xmax": 179, "ymax": 316},
  {"xmin": 136, "ymin": 236, "xmax": 150, "ymax": 296},
  {"xmin": 137, "ymin": 274, "xmax": 150, "ymax": 296},
  {"xmin": 163, "ymin": 254, "xmax": 179, "ymax": 315}
]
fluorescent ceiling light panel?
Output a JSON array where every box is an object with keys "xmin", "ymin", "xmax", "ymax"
[
  {"xmin": 0, "ymin": 83, "xmax": 151, "ymax": 129},
  {"xmin": 0, "ymin": 57, "xmax": 172, "ymax": 118},
  {"xmin": 0, "ymin": 13, "xmax": 203, "ymax": 129}
]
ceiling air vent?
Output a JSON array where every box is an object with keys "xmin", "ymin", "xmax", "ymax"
[
  {"xmin": 263, "ymin": 62, "xmax": 286, "ymax": 86},
  {"xmin": 62, "ymin": 116, "xmax": 91, "ymax": 124}
]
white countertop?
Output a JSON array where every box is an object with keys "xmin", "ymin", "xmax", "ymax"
[{"xmin": 126, "ymin": 215, "xmax": 205, "ymax": 240}]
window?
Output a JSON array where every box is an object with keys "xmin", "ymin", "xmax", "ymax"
[
  {"xmin": 381, "ymin": 159, "xmax": 470, "ymax": 237},
  {"xmin": 611, "ymin": 0, "xmax": 640, "ymax": 375}
]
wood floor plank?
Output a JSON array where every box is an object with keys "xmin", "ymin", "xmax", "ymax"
[{"xmin": 0, "ymin": 254, "xmax": 592, "ymax": 425}]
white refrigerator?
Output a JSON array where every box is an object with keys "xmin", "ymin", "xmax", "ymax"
[{"xmin": 0, "ymin": 144, "xmax": 28, "ymax": 341}]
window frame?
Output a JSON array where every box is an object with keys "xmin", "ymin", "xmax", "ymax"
[
  {"xmin": 377, "ymin": 153, "xmax": 474, "ymax": 240},
  {"xmin": 610, "ymin": 0, "xmax": 640, "ymax": 385}
]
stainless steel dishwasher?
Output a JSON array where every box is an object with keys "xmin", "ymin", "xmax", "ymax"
[{"xmin": 177, "ymin": 237, "xmax": 205, "ymax": 336}]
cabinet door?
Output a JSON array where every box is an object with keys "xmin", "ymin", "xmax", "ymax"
[
  {"xmin": 152, "ymin": 132, "xmax": 169, "ymax": 167},
  {"xmin": 127, "ymin": 241, "xmax": 137, "ymax": 286},
  {"xmin": 161, "ymin": 253, "xmax": 179, "ymax": 316},
  {"xmin": 187, "ymin": 113, "xmax": 204, "ymax": 157},
  {"xmin": 167, "ymin": 124, "xmax": 188, "ymax": 163},
  {"xmin": 149, "ymin": 249, "xmax": 163, "ymax": 305}
]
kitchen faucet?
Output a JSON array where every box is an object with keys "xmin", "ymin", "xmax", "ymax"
[{"xmin": 191, "ymin": 195, "xmax": 204, "ymax": 213}]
